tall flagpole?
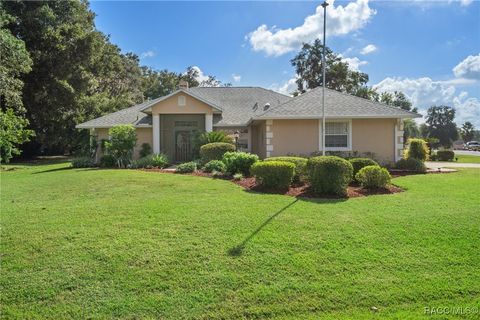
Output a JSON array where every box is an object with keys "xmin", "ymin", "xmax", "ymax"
[{"xmin": 321, "ymin": 1, "xmax": 328, "ymax": 156}]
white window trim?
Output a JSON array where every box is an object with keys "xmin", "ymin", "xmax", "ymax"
[{"xmin": 319, "ymin": 119, "xmax": 352, "ymax": 151}]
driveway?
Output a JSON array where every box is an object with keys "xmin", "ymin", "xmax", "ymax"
[
  {"xmin": 426, "ymin": 161, "xmax": 480, "ymax": 169},
  {"xmin": 452, "ymin": 150, "xmax": 480, "ymax": 156}
]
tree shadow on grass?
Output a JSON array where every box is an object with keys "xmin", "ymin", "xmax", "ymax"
[
  {"xmin": 32, "ymin": 167, "xmax": 100, "ymax": 174},
  {"xmin": 227, "ymin": 199, "xmax": 299, "ymax": 257}
]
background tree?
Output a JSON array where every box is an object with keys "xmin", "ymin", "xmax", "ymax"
[
  {"xmin": 424, "ymin": 106, "xmax": 458, "ymax": 148},
  {"xmin": 0, "ymin": 6, "xmax": 34, "ymax": 162},
  {"xmin": 403, "ymin": 119, "xmax": 420, "ymax": 142},
  {"xmin": 3, "ymin": 1, "xmax": 145, "ymax": 156},
  {"xmin": 378, "ymin": 91, "xmax": 417, "ymax": 113},
  {"xmin": 460, "ymin": 121, "xmax": 475, "ymax": 143},
  {"xmin": 291, "ymin": 39, "xmax": 369, "ymax": 95}
]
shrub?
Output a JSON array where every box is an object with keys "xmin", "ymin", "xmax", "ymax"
[
  {"xmin": 132, "ymin": 153, "xmax": 168, "ymax": 169},
  {"xmin": 356, "ymin": 165, "xmax": 391, "ymax": 189},
  {"xmin": 430, "ymin": 153, "xmax": 438, "ymax": 161},
  {"xmin": 404, "ymin": 138, "xmax": 429, "ymax": 161},
  {"xmin": 233, "ymin": 173, "xmax": 243, "ymax": 181},
  {"xmin": 193, "ymin": 131, "xmax": 234, "ymax": 150},
  {"xmin": 264, "ymin": 156, "xmax": 307, "ymax": 182},
  {"xmin": 176, "ymin": 161, "xmax": 196, "ymax": 174},
  {"xmin": 99, "ymin": 154, "xmax": 116, "ymax": 168},
  {"xmin": 251, "ymin": 161, "xmax": 295, "ymax": 189},
  {"xmin": 105, "ymin": 125, "xmax": 137, "ymax": 168},
  {"xmin": 437, "ymin": 150, "xmax": 455, "ymax": 161},
  {"xmin": 349, "ymin": 158, "xmax": 378, "ymax": 181},
  {"xmin": 307, "ymin": 156, "xmax": 353, "ymax": 196},
  {"xmin": 71, "ymin": 157, "xmax": 95, "ymax": 168},
  {"xmin": 200, "ymin": 142, "xmax": 235, "ymax": 163},
  {"xmin": 395, "ymin": 158, "xmax": 426, "ymax": 173},
  {"xmin": 222, "ymin": 151, "xmax": 259, "ymax": 176},
  {"xmin": 203, "ymin": 160, "xmax": 226, "ymax": 173},
  {"xmin": 211, "ymin": 170, "xmax": 224, "ymax": 178},
  {"xmin": 139, "ymin": 143, "xmax": 152, "ymax": 158}
]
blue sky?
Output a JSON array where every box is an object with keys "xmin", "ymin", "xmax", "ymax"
[{"xmin": 90, "ymin": 0, "xmax": 480, "ymax": 125}]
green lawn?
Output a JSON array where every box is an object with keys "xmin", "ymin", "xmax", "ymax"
[
  {"xmin": 1, "ymin": 162, "xmax": 479, "ymax": 319},
  {"xmin": 454, "ymin": 154, "xmax": 480, "ymax": 163}
]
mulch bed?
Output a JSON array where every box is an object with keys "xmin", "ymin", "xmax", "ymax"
[
  {"xmin": 141, "ymin": 167, "xmax": 452, "ymax": 200},
  {"xmin": 233, "ymin": 177, "xmax": 403, "ymax": 199}
]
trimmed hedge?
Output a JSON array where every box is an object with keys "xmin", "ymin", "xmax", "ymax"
[
  {"xmin": 222, "ymin": 151, "xmax": 259, "ymax": 176},
  {"xmin": 437, "ymin": 150, "xmax": 455, "ymax": 161},
  {"xmin": 395, "ymin": 158, "xmax": 426, "ymax": 173},
  {"xmin": 251, "ymin": 161, "xmax": 295, "ymax": 189},
  {"xmin": 307, "ymin": 156, "xmax": 353, "ymax": 196},
  {"xmin": 199, "ymin": 142, "xmax": 235, "ymax": 163},
  {"xmin": 405, "ymin": 138, "xmax": 429, "ymax": 161},
  {"xmin": 264, "ymin": 156, "xmax": 307, "ymax": 182},
  {"xmin": 349, "ymin": 158, "xmax": 378, "ymax": 181},
  {"xmin": 176, "ymin": 161, "xmax": 197, "ymax": 173},
  {"xmin": 71, "ymin": 157, "xmax": 95, "ymax": 168},
  {"xmin": 203, "ymin": 160, "xmax": 226, "ymax": 173},
  {"xmin": 356, "ymin": 165, "xmax": 391, "ymax": 189}
]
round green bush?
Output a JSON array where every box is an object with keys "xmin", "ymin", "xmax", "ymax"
[
  {"xmin": 222, "ymin": 151, "xmax": 259, "ymax": 176},
  {"xmin": 199, "ymin": 142, "xmax": 235, "ymax": 163},
  {"xmin": 395, "ymin": 158, "xmax": 426, "ymax": 173},
  {"xmin": 251, "ymin": 161, "xmax": 295, "ymax": 189},
  {"xmin": 349, "ymin": 158, "xmax": 378, "ymax": 181},
  {"xmin": 176, "ymin": 161, "xmax": 197, "ymax": 174},
  {"xmin": 99, "ymin": 154, "xmax": 116, "ymax": 167},
  {"xmin": 405, "ymin": 138, "xmax": 429, "ymax": 161},
  {"xmin": 355, "ymin": 165, "xmax": 391, "ymax": 189},
  {"xmin": 264, "ymin": 156, "xmax": 307, "ymax": 182},
  {"xmin": 203, "ymin": 160, "xmax": 226, "ymax": 173},
  {"xmin": 306, "ymin": 156, "xmax": 353, "ymax": 196},
  {"xmin": 436, "ymin": 150, "xmax": 455, "ymax": 161}
]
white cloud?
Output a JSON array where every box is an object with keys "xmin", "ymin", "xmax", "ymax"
[
  {"xmin": 460, "ymin": 0, "xmax": 473, "ymax": 7},
  {"xmin": 452, "ymin": 54, "xmax": 480, "ymax": 80},
  {"xmin": 270, "ymin": 77, "xmax": 298, "ymax": 96},
  {"xmin": 374, "ymin": 76, "xmax": 480, "ymax": 127},
  {"xmin": 140, "ymin": 50, "xmax": 156, "ymax": 58},
  {"xmin": 341, "ymin": 56, "xmax": 368, "ymax": 71},
  {"xmin": 189, "ymin": 66, "xmax": 210, "ymax": 83},
  {"xmin": 247, "ymin": 0, "xmax": 376, "ymax": 56},
  {"xmin": 232, "ymin": 74, "xmax": 241, "ymax": 82},
  {"xmin": 360, "ymin": 44, "xmax": 377, "ymax": 55}
]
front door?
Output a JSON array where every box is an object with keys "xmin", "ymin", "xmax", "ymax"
[{"xmin": 175, "ymin": 131, "xmax": 192, "ymax": 162}]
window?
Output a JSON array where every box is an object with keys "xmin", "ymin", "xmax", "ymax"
[
  {"xmin": 178, "ymin": 95, "xmax": 186, "ymax": 106},
  {"xmin": 325, "ymin": 122, "xmax": 350, "ymax": 149}
]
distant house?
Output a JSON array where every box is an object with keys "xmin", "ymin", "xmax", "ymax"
[{"xmin": 76, "ymin": 81, "xmax": 420, "ymax": 163}]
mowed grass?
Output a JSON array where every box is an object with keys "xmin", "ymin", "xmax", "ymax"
[
  {"xmin": 1, "ymin": 162, "xmax": 479, "ymax": 319},
  {"xmin": 454, "ymin": 154, "xmax": 480, "ymax": 163}
]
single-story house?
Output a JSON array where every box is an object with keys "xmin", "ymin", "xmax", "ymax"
[{"xmin": 76, "ymin": 82, "xmax": 420, "ymax": 164}]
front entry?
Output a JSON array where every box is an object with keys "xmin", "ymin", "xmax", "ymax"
[
  {"xmin": 175, "ymin": 131, "xmax": 192, "ymax": 162},
  {"xmin": 160, "ymin": 114, "xmax": 205, "ymax": 163}
]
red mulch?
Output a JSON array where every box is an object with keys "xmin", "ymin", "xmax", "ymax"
[
  {"xmin": 233, "ymin": 177, "xmax": 403, "ymax": 199},
  {"xmin": 140, "ymin": 167, "xmax": 455, "ymax": 199}
]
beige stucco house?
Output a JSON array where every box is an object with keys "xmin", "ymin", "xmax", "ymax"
[{"xmin": 76, "ymin": 83, "xmax": 420, "ymax": 164}]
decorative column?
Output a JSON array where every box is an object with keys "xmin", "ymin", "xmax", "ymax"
[
  {"xmin": 205, "ymin": 114, "xmax": 213, "ymax": 132},
  {"xmin": 153, "ymin": 114, "xmax": 160, "ymax": 154},
  {"xmin": 266, "ymin": 120, "xmax": 273, "ymax": 158},
  {"xmin": 395, "ymin": 119, "xmax": 404, "ymax": 162}
]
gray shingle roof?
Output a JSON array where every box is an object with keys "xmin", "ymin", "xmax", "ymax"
[
  {"xmin": 187, "ymin": 87, "xmax": 291, "ymax": 126},
  {"xmin": 256, "ymin": 87, "xmax": 421, "ymax": 119},
  {"xmin": 76, "ymin": 101, "xmax": 152, "ymax": 129},
  {"xmin": 76, "ymin": 86, "xmax": 420, "ymax": 129}
]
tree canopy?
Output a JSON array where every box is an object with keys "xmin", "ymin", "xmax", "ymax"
[{"xmin": 424, "ymin": 106, "xmax": 458, "ymax": 147}]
